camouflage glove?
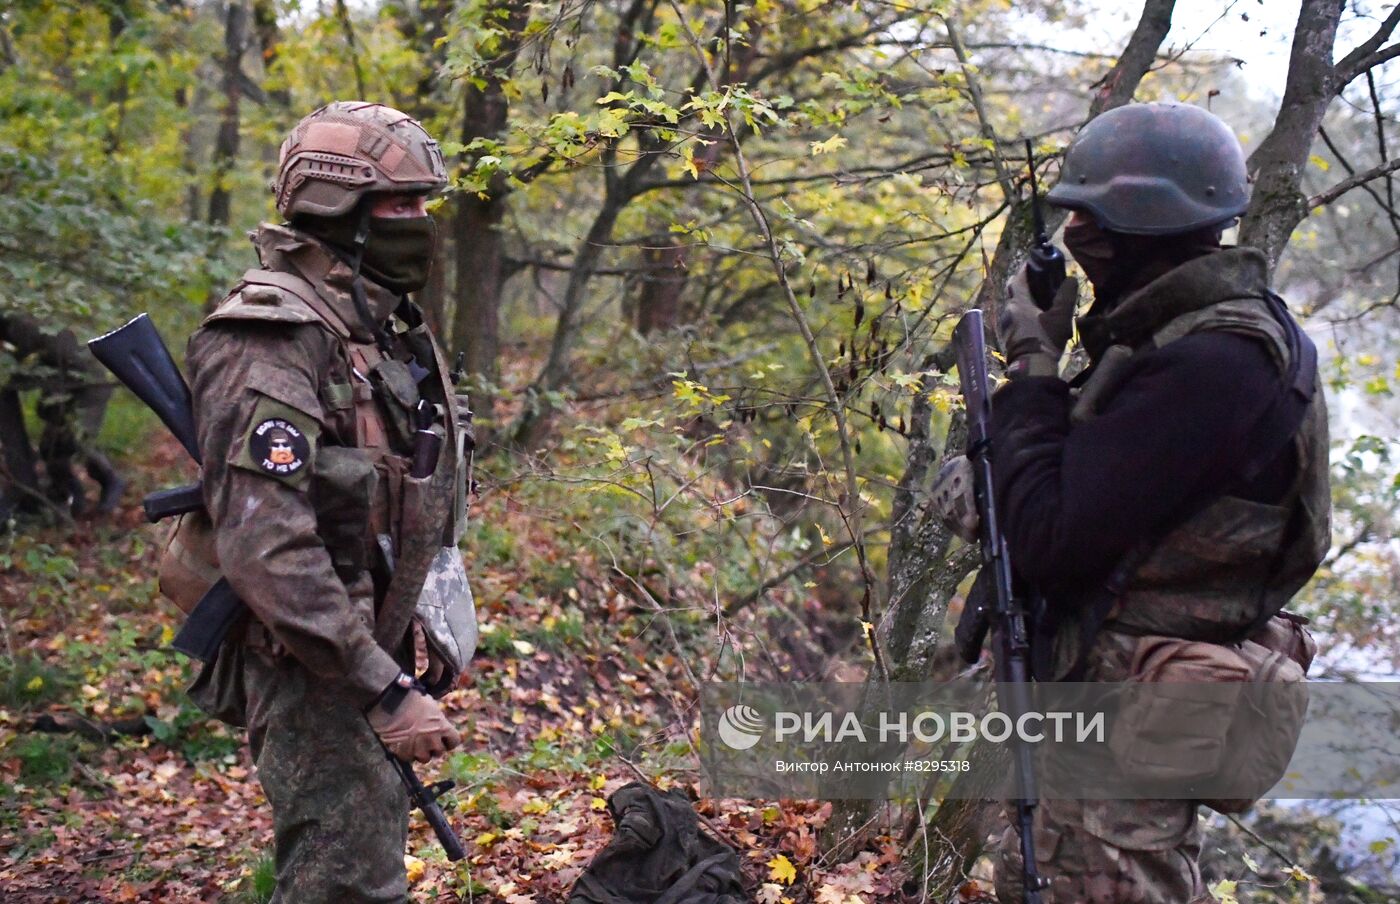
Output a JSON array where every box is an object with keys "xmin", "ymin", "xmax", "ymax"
[
  {"xmin": 367, "ymin": 675, "xmax": 461, "ymax": 763},
  {"xmin": 995, "ymin": 265, "xmax": 1078, "ymax": 379},
  {"xmin": 932, "ymin": 455, "xmax": 980, "ymax": 543}
]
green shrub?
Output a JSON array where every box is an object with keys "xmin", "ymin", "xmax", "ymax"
[
  {"xmin": 0, "ymin": 653, "xmax": 74, "ymax": 709},
  {"xmin": 9, "ymin": 734, "xmax": 78, "ymax": 785}
]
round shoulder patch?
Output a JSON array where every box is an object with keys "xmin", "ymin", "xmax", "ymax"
[{"xmin": 248, "ymin": 418, "xmax": 311, "ymax": 477}]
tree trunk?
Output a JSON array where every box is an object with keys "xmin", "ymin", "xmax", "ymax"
[
  {"xmin": 251, "ymin": 0, "xmax": 291, "ymax": 109},
  {"xmin": 207, "ymin": 1, "xmax": 248, "ymax": 230},
  {"xmin": 450, "ymin": 0, "xmax": 532, "ymax": 438},
  {"xmin": 453, "ymin": 191, "xmax": 507, "ymax": 398},
  {"xmin": 102, "ymin": 2, "xmax": 131, "ymax": 156},
  {"xmin": 635, "ymin": 238, "xmax": 687, "ymax": 334},
  {"xmin": 0, "ymin": 387, "xmax": 40, "ymax": 518},
  {"xmin": 511, "ymin": 192, "xmax": 627, "ymax": 449},
  {"xmin": 1239, "ymin": 0, "xmax": 1345, "ymax": 267}
]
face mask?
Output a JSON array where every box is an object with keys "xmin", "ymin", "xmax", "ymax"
[
  {"xmin": 1062, "ymin": 218, "xmax": 1117, "ymax": 290},
  {"xmin": 360, "ymin": 215, "xmax": 437, "ymax": 294}
]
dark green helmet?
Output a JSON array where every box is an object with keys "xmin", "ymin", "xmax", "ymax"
[{"xmin": 1046, "ymin": 103, "xmax": 1249, "ymax": 235}]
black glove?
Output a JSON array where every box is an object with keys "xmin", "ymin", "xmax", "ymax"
[{"xmin": 995, "ymin": 264, "xmax": 1078, "ymax": 379}]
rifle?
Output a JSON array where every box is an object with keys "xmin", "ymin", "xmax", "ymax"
[
  {"xmin": 1024, "ymin": 139, "xmax": 1066, "ymax": 312},
  {"xmin": 953, "ymin": 309, "xmax": 1048, "ymax": 903},
  {"xmin": 87, "ymin": 313, "xmax": 466, "ymax": 862}
]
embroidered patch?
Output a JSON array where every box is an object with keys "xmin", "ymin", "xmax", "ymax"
[{"xmin": 248, "ymin": 418, "xmax": 310, "ymax": 477}]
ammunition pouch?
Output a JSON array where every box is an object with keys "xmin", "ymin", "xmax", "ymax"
[
  {"xmin": 158, "ymin": 509, "xmax": 221, "ymax": 615},
  {"xmin": 186, "ymin": 632, "xmax": 249, "ymax": 728},
  {"xmin": 311, "ymin": 445, "xmax": 379, "ymax": 575},
  {"xmin": 367, "ymin": 358, "xmax": 420, "ymax": 450},
  {"xmin": 1106, "ymin": 613, "xmax": 1313, "ymax": 814}
]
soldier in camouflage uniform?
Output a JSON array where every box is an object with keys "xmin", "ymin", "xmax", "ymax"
[
  {"xmin": 938, "ymin": 104, "xmax": 1329, "ymax": 902},
  {"xmin": 184, "ymin": 102, "xmax": 472, "ymax": 903}
]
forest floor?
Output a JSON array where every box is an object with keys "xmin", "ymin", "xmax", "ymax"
[{"xmin": 0, "ymin": 433, "xmax": 948, "ymax": 903}]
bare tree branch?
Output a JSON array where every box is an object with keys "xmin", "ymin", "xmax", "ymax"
[
  {"xmin": 1334, "ymin": 3, "xmax": 1400, "ymax": 85},
  {"xmin": 944, "ymin": 12, "xmax": 1016, "ymax": 201},
  {"xmin": 1338, "ymin": 41, "xmax": 1400, "ymax": 85},
  {"xmin": 1239, "ymin": 0, "xmax": 1346, "ymax": 265},
  {"xmin": 1309, "ymin": 155, "xmax": 1400, "ymax": 209}
]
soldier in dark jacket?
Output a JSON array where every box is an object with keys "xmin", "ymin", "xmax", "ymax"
[
  {"xmin": 941, "ymin": 103, "xmax": 1330, "ymax": 902},
  {"xmin": 183, "ymin": 102, "xmax": 472, "ymax": 903}
]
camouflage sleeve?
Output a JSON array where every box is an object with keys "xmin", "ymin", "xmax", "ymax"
[{"xmin": 187, "ymin": 321, "xmax": 400, "ymax": 708}]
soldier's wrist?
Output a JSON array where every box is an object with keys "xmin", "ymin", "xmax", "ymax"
[
  {"xmin": 1006, "ymin": 353, "xmax": 1059, "ymax": 380},
  {"xmin": 369, "ymin": 671, "xmax": 416, "ymax": 715}
]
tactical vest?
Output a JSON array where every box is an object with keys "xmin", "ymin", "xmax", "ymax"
[
  {"xmin": 1050, "ymin": 293, "xmax": 1331, "ymax": 678},
  {"xmin": 160, "ymin": 266, "xmax": 465, "ymax": 653}
]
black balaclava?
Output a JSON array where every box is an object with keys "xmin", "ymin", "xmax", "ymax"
[
  {"xmin": 1064, "ymin": 216, "xmax": 1225, "ymax": 313},
  {"xmin": 293, "ymin": 203, "xmax": 438, "ymax": 297},
  {"xmin": 1068, "ymin": 217, "xmax": 1227, "ymax": 362}
]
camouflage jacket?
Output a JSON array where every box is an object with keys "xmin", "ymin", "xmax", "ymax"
[{"xmin": 187, "ymin": 223, "xmax": 460, "ymax": 708}]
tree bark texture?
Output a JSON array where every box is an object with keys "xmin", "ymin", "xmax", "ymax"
[
  {"xmin": 450, "ymin": 0, "xmax": 532, "ymax": 436},
  {"xmin": 1239, "ymin": 0, "xmax": 1344, "ymax": 267},
  {"xmin": 207, "ymin": 1, "xmax": 248, "ymax": 230},
  {"xmin": 635, "ymin": 239, "xmax": 687, "ymax": 335}
]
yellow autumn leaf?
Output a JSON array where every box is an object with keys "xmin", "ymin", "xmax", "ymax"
[
  {"xmin": 589, "ymin": 773, "xmax": 607, "ymax": 791},
  {"xmin": 1209, "ymin": 879, "xmax": 1238, "ymax": 904},
  {"xmin": 810, "ymin": 134, "xmax": 847, "ymax": 155},
  {"xmin": 403, "ymin": 854, "xmax": 425, "ymax": 885},
  {"xmin": 768, "ymin": 854, "xmax": 797, "ymax": 885},
  {"xmin": 25, "ymin": 676, "xmax": 43, "ymax": 692},
  {"xmin": 522, "ymin": 798, "xmax": 550, "ymax": 815},
  {"xmin": 590, "ymin": 797, "xmax": 607, "ymax": 811},
  {"xmin": 1286, "ymin": 864, "xmax": 1316, "ymax": 882},
  {"xmin": 475, "ymin": 831, "xmax": 498, "ymax": 848}
]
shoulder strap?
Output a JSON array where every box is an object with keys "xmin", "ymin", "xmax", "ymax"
[{"xmin": 240, "ymin": 269, "xmax": 355, "ymax": 340}]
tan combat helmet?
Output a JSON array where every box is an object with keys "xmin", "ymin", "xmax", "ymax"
[{"xmin": 273, "ymin": 101, "xmax": 447, "ymax": 219}]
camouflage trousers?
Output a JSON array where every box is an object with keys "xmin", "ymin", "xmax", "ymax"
[
  {"xmin": 996, "ymin": 631, "xmax": 1215, "ymax": 903},
  {"xmin": 994, "ymin": 796, "xmax": 1214, "ymax": 903},
  {"xmin": 245, "ymin": 646, "xmax": 410, "ymax": 904}
]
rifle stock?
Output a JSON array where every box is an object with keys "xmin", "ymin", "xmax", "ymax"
[
  {"xmin": 953, "ymin": 310, "xmax": 1048, "ymax": 904},
  {"xmin": 88, "ymin": 314, "xmax": 201, "ymax": 462}
]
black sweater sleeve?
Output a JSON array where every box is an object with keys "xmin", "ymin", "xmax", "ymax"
[{"xmin": 988, "ymin": 331, "xmax": 1290, "ymax": 587}]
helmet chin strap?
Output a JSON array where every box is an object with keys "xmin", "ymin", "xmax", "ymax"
[{"xmin": 348, "ymin": 204, "xmax": 396, "ymax": 354}]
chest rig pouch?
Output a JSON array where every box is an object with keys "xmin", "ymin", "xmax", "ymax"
[{"xmin": 341, "ymin": 300, "xmax": 478, "ymax": 696}]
